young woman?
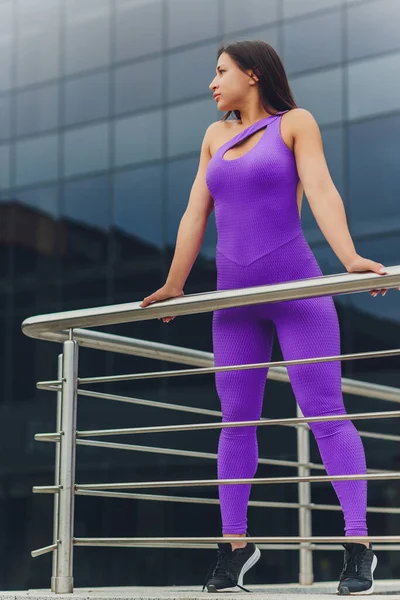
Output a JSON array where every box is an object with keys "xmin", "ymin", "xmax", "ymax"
[{"xmin": 140, "ymin": 40, "xmax": 398, "ymax": 595}]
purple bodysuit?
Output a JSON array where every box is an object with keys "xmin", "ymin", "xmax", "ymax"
[{"xmin": 206, "ymin": 110, "xmax": 368, "ymax": 536}]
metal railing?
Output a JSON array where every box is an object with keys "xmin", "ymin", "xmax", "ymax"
[{"xmin": 21, "ymin": 265, "xmax": 400, "ymax": 593}]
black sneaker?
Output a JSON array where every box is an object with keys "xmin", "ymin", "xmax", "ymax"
[
  {"xmin": 337, "ymin": 542, "xmax": 378, "ymax": 595},
  {"xmin": 202, "ymin": 534, "xmax": 261, "ymax": 593}
]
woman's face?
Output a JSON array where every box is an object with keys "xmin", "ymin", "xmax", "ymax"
[{"xmin": 209, "ymin": 52, "xmax": 256, "ymax": 110}]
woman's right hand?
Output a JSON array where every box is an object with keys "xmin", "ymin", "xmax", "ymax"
[{"xmin": 139, "ymin": 284, "xmax": 184, "ymax": 323}]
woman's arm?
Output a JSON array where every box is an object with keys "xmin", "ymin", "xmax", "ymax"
[
  {"xmin": 289, "ymin": 108, "xmax": 395, "ymax": 295},
  {"xmin": 165, "ymin": 123, "xmax": 215, "ymax": 290},
  {"xmin": 289, "ymin": 108, "xmax": 357, "ymax": 268}
]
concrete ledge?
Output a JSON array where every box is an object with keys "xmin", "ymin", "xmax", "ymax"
[{"xmin": 0, "ymin": 580, "xmax": 400, "ymax": 599}]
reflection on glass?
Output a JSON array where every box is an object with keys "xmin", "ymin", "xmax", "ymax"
[
  {"xmin": 16, "ymin": 0, "xmax": 60, "ymax": 86},
  {"xmin": 12, "ymin": 185, "xmax": 60, "ymax": 276},
  {"xmin": 65, "ymin": 11, "xmax": 110, "ymax": 75},
  {"xmin": 64, "ymin": 71, "xmax": 110, "ymax": 126},
  {"xmin": 64, "ymin": 123, "xmax": 109, "ymax": 177},
  {"xmin": 290, "ymin": 67, "xmax": 343, "ymax": 125},
  {"xmin": 0, "ymin": 95, "xmax": 11, "ymax": 141},
  {"xmin": 114, "ymin": 164, "xmax": 163, "ymax": 266},
  {"xmin": 115, "ymin": 0, "xmax": 162, "ymax": 61},
  {"xmin": 63, "ymin": 173, "xmax": 110, "ymax": 231},
  {"xmin": 166, "ymin": 0, "xmax": 218, "ymax": 49},
  {"xmin": 62, "ymin": 174, "xmax": 111, "ymax": 268},
  {"xmin": 348, "ymin": 52, "xmax": 400, "ymax": 120},
  {"xmin": 222, "ymin": 0, "xmax": 278, "ymax": 33},
  {"xmin": 347, "ymin": 0, "xmax": 400, "ymax": 61},
  {"xmin": 167, "ymin": 98, "xmax": 218, "ymax": 157},
  {"xmin": 348, "ymin": 113, "xmax": 400, "ymax": 237},
  {"xmin": 16, "ymin": 134, "xmax": 59, "ymax": 186},
  {"xmin": 283, "ymin": 0, "xmax": 341, "ymax": 18},
  {"xmin": 114, "ymin": 58, "xmax": 162, "ymax": 115},
  {"xmin": 16, "ymin": 84, "xmax": 59, "ymax": 136},
  {"xmin": 114, "ymin": 111, "xmax": 162, "ymax": 167},
  {"xmin": 0, "ymin": 144, "xmax": 10, "ymax": 189},
  {"xmin": 167, "ymin": 43, "xmax": 216, "ymax": 103},
  {"xmin": 0, "ymin": 41, "xmax": 12, "ymax": 93},
  {"xmin": 283, "ymin": 10, "xmax": 342, "ymax": 75}
]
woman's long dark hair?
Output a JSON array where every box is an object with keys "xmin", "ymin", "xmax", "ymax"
[{"xmin": 217, "ymin": 40, "xmax": 298, "ymax": 122}]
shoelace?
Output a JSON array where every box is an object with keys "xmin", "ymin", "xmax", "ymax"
[
  {"xmin": 341, "ymin": 547, "xmax": 370, "ymax": 580},
  {"xmin": 202, "ymin": 548, "xmax": 252, "ymax": 593}
]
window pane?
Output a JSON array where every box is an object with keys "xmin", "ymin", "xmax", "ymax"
[
  {"xmin": 222, "ymin": 0, "xmax": 278, "ymax": 33},
  {"xmin": 16, "ymin": 134, "xmax": 59, "ymax": 186},
  {"xmin": 115, "ymin": 0, "xmax": 162, "ymax": 62},
  {"xmin": 114, "ymin": 57, "xmax": 163, "ymax": 116},
  {"xmin": 16, "ymin": 184, "xmax": 59, "ymax": 219},
  {"xmin": 62, "ymin": 174, "xmax": 111, "ymax": 269},
  {"xmin": 0, "ymin": 40, "xmax": 12, "ymax": 93},
  {"xmin": 229, "ymin": 25, "xmax": 280, "ymax": 50},
  {"xmin": 63, "ymin": 174, "xmax": 110, "ymax": 231},
  {"xmin": 0, "ymin": 2, "xmax": 14, "ymax": 92},
  {"xmin": 64, "ymin": 71, "xmax": 110, "ymax": 126},
  {"xmin": 0, "ymin": 2, "xmax": 13, "ymax": 38},
  {"xmin": 283, "ymin": 10, "xmax": 342, "ymax": 75},
  {"xmin": 347, "ymin": 0, "xmax": 400, "ymax": 61},
  {"xmin": 64, "ymin": 123, "xmax": 109, "ymax": 177},
  {"xmin": 16, "ymin": 84, "xmax": 59, "ymax": 137},
  {"xmin": 12, "ymin": 185, "xmax": 60, "ymax": 276},
  {"xmin": 0, "ymin": 94, "xmax": 11, "ymax": 141},
  {"xmin": 16, "ymin": 0, "xmax": 60, "ymax": 86},
  {"xmin": 348, "ymin": 114, "xmax": 400, "ymax": 238},
  {"xmin": 114, "ymin": 164, "xmax": 163, "ymax": 265},
  {"xmin": 65, "ymin": 0, "xmax": 111, "ymax": 75},
  {"xmin": 348, "ymin": 52, "xmax": 400, "ymax": 120},
  {"xmin": 167, "ymin": 98, "xmax": 218, "ymax": 157},
  {"xmin": 0, "ymin": 144, "xmax": 10, "ymax": 189},
  {"xmin": 283, "ymin": 0, "xmax": 341, "ymax": 18},
  {"xmin": 290, "ymin": 67, "xmax": 343, "ymax": 125},
  {"xmin": 167, "ymin": 43, "xmax": 217, "ymax": 103},
  {"xmin": 167, "ymin": 0, "xmax": 218, "ymax": 49},
  {"xmin": 114, "ymin": 111, "xmax": 162, "ymax": 167}
]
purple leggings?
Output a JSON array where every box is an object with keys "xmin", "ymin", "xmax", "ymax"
[{"xmin": 212, "ymin": 232, "xmax": 368, "ymax": 536}]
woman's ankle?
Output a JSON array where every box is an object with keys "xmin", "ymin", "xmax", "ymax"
[{"xmin": 223, "ymin": 532, "xmax": 247, "ymax": 550}]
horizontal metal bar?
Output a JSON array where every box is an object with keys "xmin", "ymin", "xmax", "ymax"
[
  {"xmin": 73, "ymin": 470, "xmax": 400, "ymax": 492},
  {"xmin": 33, "ymin": 486, "xmax": 60, "ymax": 494},
  {"xmin": 31, "ymin": 542, "xmax": 58, "ymax": 557},
  {"xmin": 358, "ymin": 430, "xmax": 400, "ymax": 443},
  {"xmin": 75, "ymin": 438, "xmax": 319, "ymax": 470},
  {"xmin": 34, "ymin": 340, "xmax": 400, "ymax": 408},
  {"xmin": 21, "ymin": 266, "xmax": 400, "ymax": 340},
  {"xmin": 76, "ymin": 489, "xmax": 400, "ymax": 513},
  {"xmin": 73, "ymin": 534, "xmax": 400, "ymax": 546},
  {"xmin": 76, "ymin": 489, "xmax": 305, "ymax": 509},
  {"xmin": 70, "ymin": 541, "xmax": 400, "ymax": 551},
  {"xmin": 40, "ymin": 347, "xmax": 400, "ymax": 387},
  {"xmin": 69, "ymin": 408, "xmax": 400, "ymax": 438}
]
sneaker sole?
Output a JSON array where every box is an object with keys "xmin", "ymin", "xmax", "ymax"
[
  {"xmin": 337, "ymin": 553, "xmax": 378, "ymax": 596},
  {"xmin": 206, "ymin": 546, "xmax": 261, "ymax": 593}
]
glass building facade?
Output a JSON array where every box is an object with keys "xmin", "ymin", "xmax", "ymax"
[{"xmin": 0, "ymin": 0, "xmax": 400, "ymax": 590}]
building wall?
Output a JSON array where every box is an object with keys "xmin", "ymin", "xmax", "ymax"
[{"xmin": 0, "ymin": 0, "xmax": 400, "ymax": 590}]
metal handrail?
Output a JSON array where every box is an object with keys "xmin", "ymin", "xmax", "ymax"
[{"xmin": 22, "ymin": 265, "xmax": 400, "ymax": 592}]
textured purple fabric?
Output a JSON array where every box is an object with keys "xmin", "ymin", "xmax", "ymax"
[{"xmin": 206, "ymin": 111, "xmax": 368, "ymax": 536}]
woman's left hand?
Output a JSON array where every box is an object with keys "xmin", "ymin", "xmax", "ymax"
[{"xmin": 345, "ymin": 254, "xmax": 400, "ymax": 297}]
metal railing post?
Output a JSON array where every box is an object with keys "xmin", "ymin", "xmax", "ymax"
[
  {"xmin": 51, "ymin": 353, "xmax": 63, "ymax": 592},
  {"xmin": 297, "ymin": 404, "xmax": 313, "ymax": 584},
  {"xmin": 53, "ymin": 336, "xmax": 78, "ymax": 594}
]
